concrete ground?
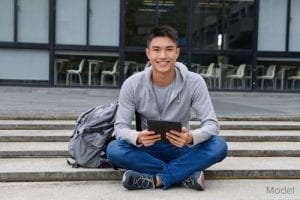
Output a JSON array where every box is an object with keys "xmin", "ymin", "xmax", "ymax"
[
  {"xmin": 0, "ymin": 180, "xmax": 299, "ymax": 200},
  {"xmin": 0, "ymin": 86, "xmax": 299, "ymax": 119}
]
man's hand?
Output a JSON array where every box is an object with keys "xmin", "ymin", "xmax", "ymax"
[
  {"xmin": 137, "ymin": 130, "xmax": 161, "ymax": 147},
  {"xmin": 166, "ymin": 127, "xmax": 193, "ymax": 148}
]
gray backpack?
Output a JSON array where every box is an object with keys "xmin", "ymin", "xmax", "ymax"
[{"xmin": 68, "ymin": 101, "xmax": 118, "ymax": 168}]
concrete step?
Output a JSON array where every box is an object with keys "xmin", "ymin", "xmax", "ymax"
[
  {"xmin": 0, "ymin": 120, "xmax": 74, "ymax": 130},
  {"xmin": 1, "ymin": 142, "xmax": 300, "ymax": 158},
  {"xmin": 221, "ymin": 130, "xmax": 300, "ymax": 142},
  {"xmin": 227, "ymin": 142, "xmax": 300, "ymax": 156},
  {"xmin": 1, "ymin": 129, "xmax": 299, "ymax": 142},
  {"xmin": 0, "ymin": 142, "xmax": 68, "ymax": 158},
  {"xmin": 1, "ymin": 179, "xmax": 300, "ymax": 200},
  {"xmin": 1, "ymin": 120, "xmax": 300, "ymax": 130},
  {"xmin": 0, "ymin": 130, "xmax": 71, "ymax": 142},
  {"xmin": 0, "ymin": 157, "xmax": 299, "ymax": 182}
]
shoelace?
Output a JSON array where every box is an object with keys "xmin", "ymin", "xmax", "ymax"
[
  {"xmin": 182, "ymin": 176, "xmax": 196, "ymax": 188},
  {"xmin": 132, "ymin": 175, "xmax": 154, "ymax": 189}
]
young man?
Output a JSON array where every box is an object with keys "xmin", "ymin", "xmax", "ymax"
[{"xmin": 106, "ymin": 25, "xmax": 227, "ymax": 190}]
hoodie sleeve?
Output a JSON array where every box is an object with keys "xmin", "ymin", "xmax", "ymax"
[
  {"xmin": 189, "ymin": 75, "xmax": 220, "ymax": 146},
  {"xmin": 114, "ymin": 79, "xmax": 141, "ymax": 147}
]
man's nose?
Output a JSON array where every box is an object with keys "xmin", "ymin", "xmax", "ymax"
[{"xmin": 158, "ymin": 50, "xmax": 167, "ymax": 58}]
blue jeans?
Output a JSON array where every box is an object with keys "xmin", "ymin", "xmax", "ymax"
[{"xmin": 106, "ymin": 135, "xmax": 227, "ymax": 189}]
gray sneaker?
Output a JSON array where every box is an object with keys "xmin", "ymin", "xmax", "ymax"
[
  {"xmin": 122, "ymin": 170, "xmax": 155, "ymax": 190},
  {"xmin": 181, "ymin": 171, "xmax": 205, "ymax": 191}
]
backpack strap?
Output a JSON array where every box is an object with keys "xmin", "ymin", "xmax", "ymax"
[
  {"xmin": 84, "ymin": 123, "xmax": 114, "ymax": 134},
  {"xmin": 66, "ymin": 157, "xmax": 81, "ymax": 168}
]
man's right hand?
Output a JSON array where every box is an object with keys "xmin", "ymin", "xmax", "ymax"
[{"xmin": 137, "ymin": 130, "xmax": 161, "ymax": 147}]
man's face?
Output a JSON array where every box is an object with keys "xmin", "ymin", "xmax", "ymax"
[{"xmin": 146, "ymin": 36, "xmax": 180, "ymax": 75}]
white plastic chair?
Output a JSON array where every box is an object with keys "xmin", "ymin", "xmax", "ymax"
[
  {"xmin": 226, "ymin": 64, "xmax": 247, "ymax": 88},
  {"xmin": 288, "ymin": 68, "xmax": 300, "ymax": 89},
  {"xmin": 124, "ymin": 61, "xmax": 137, "ymax": 77},
  {"xmin": 66, "ymin": 58, "xmax": 86, "ymax": 85},
  {"xmin": 200, "ymin": 63, "xmax": 215, "ymax": 88},
  {"xmin": 257, "ymin": 65, "xmax": 277, "ymax": 89},
  {"xmin": 91, "ymin": 61, "xmax": 103, "ymax": 85},
  {"xmin": 191, "ymin": 63, "xmax": 206, "ymax": 74},
  {"xmin": 101, "ymin": 60, "xmax": 119, "ymax": 86}
]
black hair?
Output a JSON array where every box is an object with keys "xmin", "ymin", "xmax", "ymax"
[{"xmin": 146, "ymin": 25, "xmax": 178, "ymax": 47}]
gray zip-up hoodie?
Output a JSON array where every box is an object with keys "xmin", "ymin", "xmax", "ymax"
[{"xmin": 115, "ymin": 62, "xmax": 220, "ymax": 147}]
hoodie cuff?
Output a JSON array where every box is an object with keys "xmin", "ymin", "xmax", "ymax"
[
  {"xmin": 127, "ymin": 130, "xmax": 143, "ymax": 147},
  {"xmin": 188, "ymin": 129, "xmax": 212, "ymax": 147}
]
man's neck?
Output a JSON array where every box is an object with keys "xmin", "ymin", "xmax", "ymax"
[{"xmin": 152, "ymin": 69, "xmax": 176, "ymax": 87}]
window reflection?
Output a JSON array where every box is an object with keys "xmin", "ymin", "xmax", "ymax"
[
  {"xmin": 192, "ymin": 0, "xmax": 222, "ymax": 49},
  {"xmin": 257, "ymin": 58, "xmax": 300, "ymax": 91},
  {"xmin": 223, "ymin": 0, "xmax": 254, "ymax": 49},
  {"xmin": 158, "ymin": 0, "xmax": 187, "ymax": 47},
  {"xmin": 125, "ymin": 0, "xmax": 156, "ymax": 46},
  {"xmin": 191, "ymin": 55, "xmax": 252, "ymax": 90},
  {"xmin": 192, "ymin": 0, "xmax": 254, "ymax": 50},
  {"xmin": 54, "ymin": 52, "xmax": 119, "ymax": 87},
  {"xmin": 126, "ymin": 0, "xmax": 187, "ymax": 47},
  {"xmin": 124, "ymin": 53, "xmax": 149, "ymax": 79}
]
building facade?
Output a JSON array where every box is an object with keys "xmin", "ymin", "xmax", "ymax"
[{"xmin": 0, "ymin": 0, "xmax": 300, "ymax": 92}]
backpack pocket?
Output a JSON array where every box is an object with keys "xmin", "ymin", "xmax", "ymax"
[{"xmin": 72, "ymin": 133, "xmax": 103, "ymax": 168}]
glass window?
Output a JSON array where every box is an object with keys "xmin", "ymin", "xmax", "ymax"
[
  {"xmin": 157, "ymin": 0, "xmax": 187, "ymax": 47},
  {"xmin": 289, "ymin": 0, "xmax": 300, "ymax": 52},
  {"xmin": 54, "ymin": 51, "xmax": 119, "ymax": 87},
  {"xmin": 125, "ymin": 0, "xmax": 156, "ymax": 46},
  {"xmin": 0, "ymin": 0, "xmax": 14, "ymax": 42},
  {"xmin": 256, "ymin": 58, "xmax": 300, "ymax": 91},
  {"xmin": 89, "ymin": 0, "xmax": 120, "ymax": 46},
  {"xmin": 192, "ymin": 0, "xmax": 222, "ymax": 49},
  {"xmin": 191, "ymin": 54, "xmax": 252, "ymax": 90},
  {"xmin": 258, "ymin": 0, "xmax": 287, "ymax": 51},
  {"xmin": 56, "ymin": 0, "xmax": 87, "ymax": 45},
  {"xmin": 223, "ymin": 0, "xmax": 254, "ymax": 50},
  {"xmin": 191, "ymin": 54, "xmax": 218, "ymax": 88},
  {"xmin": 17, "ymin": 0, "xmax": 49, "ymax": 43},
  {"xmin": 123, "ymin": 53, "xmax": 149, "ymax": 80},
  {"xmin": 0, "ymin": 49, "xmax": 49, "ymax": 81}
]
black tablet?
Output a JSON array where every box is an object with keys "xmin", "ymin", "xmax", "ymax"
[{"xmin": 147, "ymin": 120, "xmax": 182, "ymax": 142}]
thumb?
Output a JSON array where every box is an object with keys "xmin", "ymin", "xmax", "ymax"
[{"xmin": 182, "ymin": 127, "xmax": 188, "ymax": 133}]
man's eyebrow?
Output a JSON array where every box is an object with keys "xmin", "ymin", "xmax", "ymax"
[{"xmin": 150, "ymin": 45, "xmax": 176, "ymax": 49}]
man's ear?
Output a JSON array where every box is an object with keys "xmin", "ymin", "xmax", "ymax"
[
  {"xmin": 176, "ymin": 47, "xmax": 180, "ymax": 59},
  {"xmin": 176, "ymin": 47, "xmax": 180, "ymax": 55},
  {"xmin": 145, "ymin": 48, "xmax": 150, "ymax": 59}
]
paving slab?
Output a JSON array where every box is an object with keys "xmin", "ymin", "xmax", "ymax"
[
  {"xmin": 0, "ymin": 157, "xmax": 300, "ymax": 181},
  {"xmin": 0, "ymin": 180, "xmax": 300, "ymax": 200}
]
